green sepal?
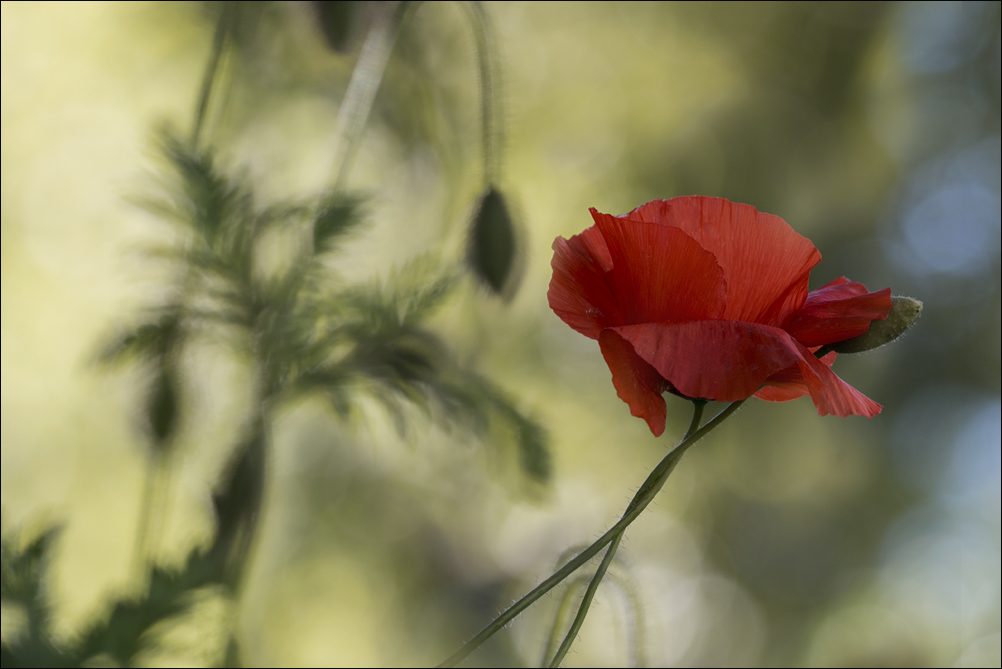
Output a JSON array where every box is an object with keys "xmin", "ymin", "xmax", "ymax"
[{"xmin": 821, "ymin": 296, "xmax": 923, "ymax": 355}]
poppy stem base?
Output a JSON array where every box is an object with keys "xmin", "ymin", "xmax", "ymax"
[{"xmin": 438, "ymin": 399, "xmax": 740, "ymax": 668}]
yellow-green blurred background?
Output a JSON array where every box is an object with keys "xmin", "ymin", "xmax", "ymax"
[{"xmin": 2, "ymin": 1, "xmax": 1000, "ymax": 666}]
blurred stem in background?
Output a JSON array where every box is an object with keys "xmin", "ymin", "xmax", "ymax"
[
  {"xmin": 191, "ymin": 0, "xmax": 233, "ymax": 149},
  {"xmin": 329, "ymin": 1, "xmax": 404, "ymax": 192},
  {"xmin": 462, "ymin": 0, "xmax": 501, "ymax": 187},
  {"xmin": 3, "ymin": 1, "xmax": 548, "ymax": 666},
  {"xmin": 131, "ymin": 0, "xmax": 234, "ymax": 583}
]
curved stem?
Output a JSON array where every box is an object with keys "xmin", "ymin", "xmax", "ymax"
[
  {"xmin": 462, "ymin": 1, "xmax": 501, "ymax": 186},
  {"xmin": 191, "ymin": 2, "xmax": 231, "ymax": 148},
  {"xmin": 547, "ymin": 531, "xmax": 622, "ymax": 667},
  {"xmin": 540, "ymin": 574, "xmax": 589, "ymax": 666},
  {"xmin": 545, "ymin": 400, "xmax": 706, "ymax": 667},
  {"xmin": 439, "ymin": 399, "xmax": 741, "ymax": 668},
  {"xmin": 603, "ymin": 569, "xmax": 647, "ymax": 668}
]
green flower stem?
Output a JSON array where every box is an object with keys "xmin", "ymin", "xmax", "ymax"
[
  {"xmin": 547, "ymin": 529, "xmax": 623, "ymax": 667},
  {"xmin": 540, "ymin": 574, "xmax": 589, "ymax": 666},
  {"xmin": 439, "ymin": 399, "xmax": 742, "ymax": 668},
  {"xmin": 544, "ymin": 401, "xmax": 706, "ymax": 667}
]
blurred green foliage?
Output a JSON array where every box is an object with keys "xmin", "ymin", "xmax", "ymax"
[{"xmin": 1, "ymin": 1, "xmax": 999, "ymax": 667}]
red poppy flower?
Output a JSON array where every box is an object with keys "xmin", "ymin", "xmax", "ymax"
[{"xmin": 548, "ymin": 196, "xmax": 892, "ymax": 436}]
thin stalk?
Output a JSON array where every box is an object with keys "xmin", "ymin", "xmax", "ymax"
[
  {"xmin": 329, "ymin": 1, "xmax": 407, "ymax": 192},
  {"xmin": 462, "ymin": 1, "xmax": 501, "ymax": 186},
  {"xmin": 191, "ymin": 2, "xmax": 231, "ymax": 148},
  {"xmin": 540, "ymin": 575, "xmax": 589, "ymax": 666},
  {"xmin": 439, "ymin": 399, "xmax": 743, "ymax": 668},
  {"xmin": 603, "ymin": 570, "xmax": 647, "ymax": 668},
  {"xmin": 131, "ymin": 451, "xmax": 160, "ymax": 579},
  {"xmin": 130, "ymin": 448, "xmax": 175, "ymax": 581},
  {"xmin": 547, "ymin": 530, "xmax": 623, "ymax": 667},
  {"xmin": 545, "ymin": 401, "xmax": 706, "ymax": 667}
]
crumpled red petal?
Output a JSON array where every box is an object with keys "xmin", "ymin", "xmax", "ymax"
[
  {"xmin": 754, "ymin": 351, "xmax": 837, "ymax": 402},
  {"xmin": 626, "ymin": 197, "xmax": 821, "ymax": 327},
  {"xmin": 614, "ymin": 320, "xmax": 883, "ymax": 416},
  {"xmin": 598, "ymin": 329, "xmax": 668, "ymax": 436},
  {"xmin": 548, "ymin": 226, "xmax": 622, "ymax": 339},
  {"xmin": 590, "ymin": 209, "xmax": 727, "ymax": 324},
  {"xmin": 612, "ymin": 320, "xmax": 803, "ymax": 402},
  {"xmin": 784, "ymin": 277, "xmax": 892, "ymax": 346},
  {"xmin": 793, "ymin": 342, "xmax": 882, "ymax": 417}
]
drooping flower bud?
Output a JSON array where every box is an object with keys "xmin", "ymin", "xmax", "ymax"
[
  {"xmin": 826, "ymin": 296, "xmax": 923, "ymax": 354},
  {"xmin": 146, "ymin": 362, "xmax": 179, "ymax": 449},
  {"xmin": 467, "ymin": 186, "xmax": 523, "ymax": 298}
]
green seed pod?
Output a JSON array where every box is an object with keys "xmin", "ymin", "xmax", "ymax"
[
  {"xmin": 147, "ymin": 363, "xmax": 179, "ymax": 449},
  {"xmin": 468, "ymin": 186, "xmax": 523, "ymax": 298},
  {"xmin": 827, "ymin": 296, "xmax": 923, "ymax": 354}
]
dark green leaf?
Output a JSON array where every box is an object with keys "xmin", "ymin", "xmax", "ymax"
[
  {"xmin": 210, "ymin": 422, "xmax": 267, "ymax": 586},
  {"xmin": 74, "ymin": 547, "xmax": 229, "ymax": 667},
  {"xmin": 1, "ymin": 527, "xmax": 71, "ymax": 667},
  {"xmin": 312, "ymin": 195, "xmax": 365, "ymax": 255},
  {"xmin": 96, "ymin": 315, "xmax": 179, "ymax": 366}
]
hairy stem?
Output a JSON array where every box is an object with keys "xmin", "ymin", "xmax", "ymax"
[
  {"xmin": 540, "ymin": 575, "xmax": 588, "ymax": 666},
  {"xmin": 545, "ymin": 400, "xmax": 706, "ymax": 667},
  {"xmin": 462, "ymin": 1, "xmax": 501, "ymax": 186},
  {"xmin": 547, "ymin": 530, "xmax": 623, "ymax": 667},
  {"xmin": 439, "ymin": 399, "xmax": 741, "ymax": 668}
]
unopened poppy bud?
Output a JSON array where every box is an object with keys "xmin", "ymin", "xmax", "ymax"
[
  {"xmin": 827, "ymin": 296, "xmax": 923, "ymax": 354},
  {"xmin": 467, "ymin": 186, "xmax": 523, "ymax": 297},
  {"xmin": 147, "ymin": 364, "xmax": 179, "ymax": 449}
]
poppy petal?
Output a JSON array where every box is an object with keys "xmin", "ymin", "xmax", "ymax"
[
  {"xmin": 794, "ymin": 343, "xmax": 882, "ymax": 417},
  {"xmin": 785, "ymin": 277, "xmax": 893, "ymax": 347},
  {"xmin": 598, "ymin": 329, "xmax": 668, "ymax": 436},
  {"xmin": 754, "ymin": 351, "xmax": 837, "ymax": 402},
  {"xmin": 627, "ymin": 197, "xmax": 821, "ymax": 327},
  {"xmin": 613, "ymin": 320, "xmax": 802, "ymax": 402},
  {"xmin": 548, "ymin": 226, "xmax": 622, "ymax": 339},
  {"xmin": 590, "ymin": 209, "xmax": 727, "ymax": 324}
]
